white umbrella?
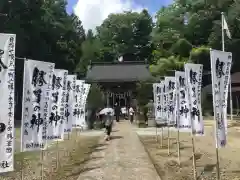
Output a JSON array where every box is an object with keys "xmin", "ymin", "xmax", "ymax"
[{"xmin": 99, "ymin": 108, "xmax": 114, "ymax": 116}]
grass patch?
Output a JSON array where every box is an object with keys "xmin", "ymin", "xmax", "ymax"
[
  {"xmin": 0, "ymin": 131, "xmax": 102, "ymax": 180},
  {"xmin": 50, "ymin": 136, "xmax": 101, "ymax": 180},
  {"xmin": 139, "ymin": 128, "xmax": 240, "ymax": 180}
]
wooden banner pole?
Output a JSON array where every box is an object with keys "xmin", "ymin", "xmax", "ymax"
[
  {"xmin": 67, "ymin": 132, "xmax": 70, "ymax": 140},
  {"xmin": 21, "ymin": 155, "xmax": 24, "ymax": 180},
  {"xmin": 216, "ymin": 147, "xmax": 220, "ymax": 180},
  {"xmin": 66, "ymin": 132, "xmax": 70, "ymax": 157},
  {"xmin": 191, "ymin": 133, "xmax": 197, "ymax": 180},
  {"xmin": 155, "ymin": 125, "xmax": 158, "ymax": 142},
  {"xmin": 213, "ymin": 95, "xmax": 220, "ymax": 180},
  {"xmin": 47, "ymin": 142, "xmax": 54, "ymax": 180},
  {"xmin": 40, "ymin": 150, "xmax": 44, "ymax": 180},
  {"xmin": 161, "ymin": 127, "xmax": 163, "ymax": 148},
  {"xmin": 56, "ymin": 140, "xmax": 59, "ymax": 170},
  {"xmin": 214, "ymin": 116, "xmax": 220, "ymax": 179},
  {"xmin": 167, "ymin": 125, "xmax": 170, "ymax": 155},
  {"xmin": 177, "ymin": 129, "xmax": 181, "ymax": 165},
  {"xmin": 75, "ymin": 129, "xmax": 77, "ymax": 143}
]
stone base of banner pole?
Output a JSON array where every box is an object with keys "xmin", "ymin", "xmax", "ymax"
[{"xmin": 148, "ymin": 117, "xmax": 156, "ymax": 127}]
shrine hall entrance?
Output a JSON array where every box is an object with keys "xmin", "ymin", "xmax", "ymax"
[{"xmin": 105, "ymin": 91, "xmax": 132, "ymax": 107}]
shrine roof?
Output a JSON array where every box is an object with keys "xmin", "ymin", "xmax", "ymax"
[{"xmin": 86, "ymin": 61, "xmax": 153, "ymax": 82}]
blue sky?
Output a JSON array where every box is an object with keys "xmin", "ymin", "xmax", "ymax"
[
  {"xmin": 67, "ymin": 0, "xmax": 173, "ymax": 14},
  {"xmin": 129, "ymin": 0, "xmax": 173, "ymax": 14},
  {"xmin": 68, "ymin": 0, "xmax": 173, "ymax": 31}
]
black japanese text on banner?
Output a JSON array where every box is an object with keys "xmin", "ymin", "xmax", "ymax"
[
  {"xmin": 165, "ymin": 77, "xmax": 176, "ymax": 126},
  {"xmin": 161, "ymin": 81, "xmax": 167, "ymax": 124},
  {"xmin": 79, "ymin": 82, "xmax": 86, "ymax": 128},
  {"xmin": 162, "ymin": 81, "xmax": 168, "ymax": 124},
  {"xmin": 154, "ymin": 83, "xmax": 164, "ymax": 123},
  {"xmin": 0, "ymin": 33, "xmax": 16, "ymax": 173},
  {"xmin": 73, "ymin": 80, "xmax": 85, "ymax": 128},
  {"xmin": 210, "ymin": 49, "xmax": 232, "ymax": 148},
  {"xmin": 46, "ymin": 69, "xmax": 68, "ymax": 141},
  {"xmin": 78, "ymin": 82, "xmax": 90, "ymax": 129},
  {"xmin": 175, "ymin": 71, "xmax": 191, "ymax": 130},
  {"xmin": 185, "ymin": 63, "xmax": 204, "ymax": 135},
  {"xmin": 21, "ymin": 59, "xmax": 55, "ymax": 152},
  {"xmin": 82, "ymin": 83, "xmax": 90, "ymax": 106},
  {"xmin": 64, "ymin": 75, "xmax": 76, "ymax": 133}
]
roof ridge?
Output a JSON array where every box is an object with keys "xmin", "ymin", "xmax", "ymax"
[
  {"xmin": 91, "ymin": 61, "xmax": 147, "ymax": 66},
  {"xmin": 86, "ymin": 62, "xmax": 152, "ymax": 82}
]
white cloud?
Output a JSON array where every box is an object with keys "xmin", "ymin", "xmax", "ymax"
[
  {"xmin": 152, "ymin": 12, "xmax": 157, "ymax": 23},
  {"xmin": 73, "ymin": 0, "xmax": 145, "ymax": 32}
]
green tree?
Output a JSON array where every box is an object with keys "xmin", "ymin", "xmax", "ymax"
[
  {"xmin": 1, "ymin": 0, "xmax": 86, "ymax": 119},
  {"xmin": 153, "ymin": 0, "xmax": 240, "ymax": 74},
  {"xmin": 190, "ymin": 46, "xmax": 210, "ymax": 71},
  {"xmin": 86, "ymin": 84, "xmax": 104, "ymax": 129},
  {"xmin": 170, "ymin": 38, "xmax": 192, "ymax": 57},
  {"xmin": 1, "ymin": 0, "xmax": 85, "ymax": 72},
  {"xmin": 136, "ymin": 79, "xmax": 155, "ymax": 108},
  {"xmin": 149, "ymin": 56, "xmax": 187, "ymax": 77},
  {"xmin": 96, "ymin": 10, "xmax": 153, "ymax": 62}
]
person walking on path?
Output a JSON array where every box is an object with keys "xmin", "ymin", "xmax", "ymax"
[
  {"xmin": 114, "ymin": 103, "xmax": 121, "ymax": 122},
  {"xmin": 129, "ymin": 106, "xmax": 134, "ymax": 124},
  {"xmin": 121, "ymin": 106, "xmax": 127, "ymax": 119},
  {"xmin": 77, "ymin": 121, "xmax": 161, "ymax": 180},
  {"xmin": 105, "ymin": 109, "xmax": 114, "ymax": 141}
]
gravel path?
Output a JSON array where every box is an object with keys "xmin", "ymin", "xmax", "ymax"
[{"xmin": 77, "ymin": 121, "xmax": 161, "ymax": 180}]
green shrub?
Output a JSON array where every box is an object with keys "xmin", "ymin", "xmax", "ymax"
[{"xmin": 86, "ymin": 83, "xmax": 104, "ymax": 129}]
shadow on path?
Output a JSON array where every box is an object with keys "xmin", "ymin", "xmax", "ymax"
[
  {"xmin": 74, "ymin": 156, "xmax": 103, "ymax": 166},
  {"xmin": 110, "ymin": 135, "xmax": 123, "ymax": 140},
  {"xmin": 71, "ymin": 166, "xmax": 101, "ymax": 177}
]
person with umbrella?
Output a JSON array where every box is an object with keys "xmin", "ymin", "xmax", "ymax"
[{"xmin": 99, "ymin": 106, "xmax": 114, "ymax": 140}]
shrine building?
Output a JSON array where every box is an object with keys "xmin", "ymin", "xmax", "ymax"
[{"xmin": 85, "ymin": 60, "xmax": 153, "ymax": 107}]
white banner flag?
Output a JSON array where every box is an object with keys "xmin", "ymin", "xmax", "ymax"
[
  {"xmin": 153, "ymin": 83, "xmax": 157, "ymax": 112},
  {"xmin": 175, "ymin": 71, "xmax": 191, "ymax": 130},
  {"xmin": 21, "ymin": 60, "xmax": 54, "ymax": 152},
  {"xmin": 154, "ymin": 83, "xmax": 164, "ymax": 123},
  {"xmin": 47, "ymin": 69, "xmax": 68, "ymax": 141},
  {"xmin": 185, "ymin": 63, "xmax": 204, "ymax": 135},
  {"xmin": 79, "ymin": 82, "xmax": 88, "ymax": 129},
  {"xmin": 162, "ymin": 81, "xmax": 168, "ymax": 124},
  {"xmin": 73, "ymin": 80, "xmax": 85, "ymax": 128},
  {"xmin": 64, "ymin": 75, "xmax": 76, "ymax": 133},
  {"xmin": 210, "ymin": 49, "xmax": 232, "ymax": 148},
  {"xmin": 0, "ymin": 33, "xmax": 16, "ymax": 173},
  {"xmin": 153, "ymin": 83, "xmax": 158, "ymax": 120},
  {"xmin": 82, "ymin": 83, "xmax": 91, "ymax": 106},
  {"xmin": 81, "ymin": 83, "xmax": 91, "ymax": 130},
  {"xmin": 165, "ymin": 77, "xmax": 176, "ymax": 126}
]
